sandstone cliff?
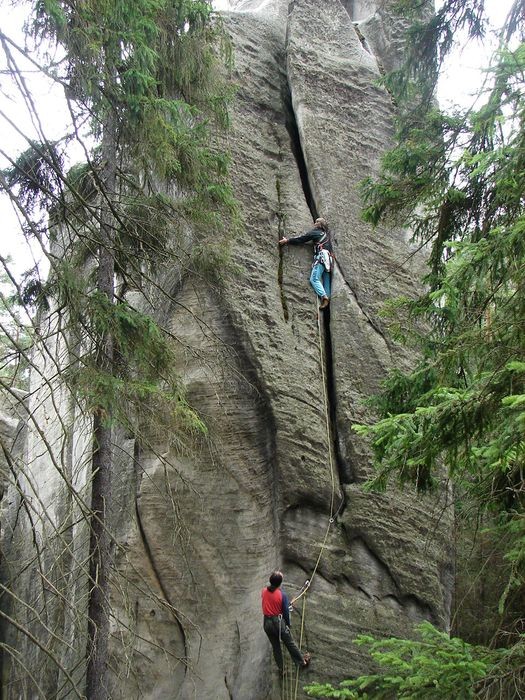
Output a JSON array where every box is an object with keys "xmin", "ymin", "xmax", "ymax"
[{"xmin": 0, "ymin": 1, "xmax": 452, "ymax": 699}]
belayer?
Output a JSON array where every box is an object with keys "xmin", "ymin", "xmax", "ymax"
[
  {"xmin": 261, "ymin": 570, "xmax": 311, "ymax": 671},
  {"xmin": 279, "ymin": 217, "xmax": 333, "ymax": 308}
]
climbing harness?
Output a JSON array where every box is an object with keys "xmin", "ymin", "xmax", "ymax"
[
  {"xmin": 316, "ymin": 248, "xmax": 333, "ymax": 272},
  {"xmin": 312, "ymin": 234, "xmax": 335, "ymax": 272}
]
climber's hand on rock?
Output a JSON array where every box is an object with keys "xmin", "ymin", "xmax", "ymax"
[{"xmin": 279, "ymin": 238, "xmax": 288, "ymax": 245}]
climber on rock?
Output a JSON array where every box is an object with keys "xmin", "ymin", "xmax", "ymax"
[
  {"xmin": 261, "ymin": 570, "xmax": 311, "ymax": 672},
  {"xmin": 279, "ymin": 217, "xmax": 333, "ymax": 309}
]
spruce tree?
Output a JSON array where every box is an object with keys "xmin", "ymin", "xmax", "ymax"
[
  {"xmin": 0, "ymin": 267, "xmax": 31, "ymax": 388},
  {"xmin": 1, "ymin": 1, "xmax": 235, "ymax": 696}
]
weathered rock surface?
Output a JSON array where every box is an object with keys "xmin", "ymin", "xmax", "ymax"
[{"xmin": 0, "ymin": 1, "xmax": 453, "ymax": 699}]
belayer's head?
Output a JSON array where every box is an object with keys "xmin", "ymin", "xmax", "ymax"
[
  {"xmin": 268, "ymin": 570, "xmax": 283, "ymax": 591},
  {"xmin": 314, "ymin": 217, "xmax": 328, "ymax": 231}
]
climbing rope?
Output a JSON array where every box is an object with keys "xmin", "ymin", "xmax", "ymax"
[
  {"xmin": 317, "ymin": 302, "xmax": 338, "ymax": 520},
  {"xmin": 293, "ymin": 593, "xmax": 308, "ymax": 699},
  {"xmin": 281, "ymin": 637, "xmax": 291, "ymax": 700},
  {"xmin": 286, "ymin": 295, "xmax": 342, "ymax": 700}
]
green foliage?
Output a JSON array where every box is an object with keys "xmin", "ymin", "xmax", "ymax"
[
  {"xmin": 0, "ymin": 0, "xmax": 236, "ymax": 695},
  {"xmin": 24, "ymin": 265, "xmax": 207, "ymax": 438},
  {"xmin": 1, "ymin": 141, "xmax": 65, "ymax": 240},
  {"xmin": 30, "ymin": 0, "xmax": 235, "ymax": 210},
  {"xmin": 2, "ymin": 0, "xmax": 238, "ymax": 276},
  {"xmin": 378, "ymin": 0, "xmax": 488, "ymax": 116},
  {"xmin": 338, "ymin": 1, "xmax": 525, "ymax": 695},
  {"xmin": 354, "ymin": 360, "xmax": 525, "ymax": 496},
  {"xmin": 355, "ymin": 0, "xmax": 525, "ymax": 621},
  {"xmin": 305, "ymin": 622, "xmax": 507, "ymax": 699},
  {"xmin": 0, "ymin": 266, "xmax": 32, "ymax": 389},
  {"xmin": 71, "ymin": 365, "xmax": 206, "ymax": 440},
  {"xmin": 4, "ymin": 0, "xmax": 239, "ymax": 429}
]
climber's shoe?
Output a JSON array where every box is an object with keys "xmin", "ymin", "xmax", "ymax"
[{"xmin": 320, "ymin": 296, "xmax": 330, "ymax": 309}]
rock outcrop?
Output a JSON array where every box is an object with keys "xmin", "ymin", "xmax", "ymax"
[{"xmin": 0, "ymin": 1, "xmax": 453, "ymax": 699}]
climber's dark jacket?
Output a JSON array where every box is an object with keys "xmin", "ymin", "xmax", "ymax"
[{"xmin": 286, "ymin": 226, "xmax": 333, "ymax": 255}]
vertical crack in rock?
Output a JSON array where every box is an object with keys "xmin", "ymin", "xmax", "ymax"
[
  {"xmin": 134, "ymin": 457, "xmax": 188, "ymax": 668},
  {"xmin": 281, "ymin": 81, "xmax": 318, "ymax": 221},
  {"xmin": 322, "ymin": 308, "xmax": 353, "ymax": 491},
  {"xmin": 335, "ymin": 258, "xmax": 393, "ymax": 359},
  {"xmin": 275, "ymin": 167, "xmax": 290, "ymax": 322},
  {"xmin": 339, "ymin": 0, "xmax": 377, "ymax": 60},
  {"xmin": 287, "ymin": 0, "xmax": 296, "ymax": 27},
  {"xmin": 281, "ymin": 76, "xmax": 350, "ymax": 505},
  {"xmin": 226, "ymin": 324, "xmax": 282, "ymax": 543},
  {"xmin": 135, "ymin": 499, "xmax": 188, "ymax": 666},
  {"xmin": 224, "ymin": 620, "xmax": 241, "ymax": 699},
  {"xmin": 351, "ymin": 21, "xmax": 372, "ymax": 55},
  {"xmin": 224, "ymin": 676, "xmax": 233, "ymax": 700}
]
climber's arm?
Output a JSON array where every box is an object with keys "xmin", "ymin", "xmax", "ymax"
[{"xmin": 279, "ymin": 228, "xmax": 323, "ymax": 246}]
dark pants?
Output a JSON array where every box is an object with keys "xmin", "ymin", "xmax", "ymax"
[{"xmin": 263, "ymin": 616, "xmax": 304, "ymax": 671}]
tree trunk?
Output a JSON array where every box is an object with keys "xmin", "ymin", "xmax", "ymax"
[{"xmin": 85, "ymin": 101, "xmax": 117, "ymax": 700}]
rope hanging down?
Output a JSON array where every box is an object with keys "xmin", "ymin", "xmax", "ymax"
[{"xmin": 286, "ymin": 296, "xmax": 343, "ymax": 700}]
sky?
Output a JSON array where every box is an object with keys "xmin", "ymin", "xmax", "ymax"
[
  {"xmin": 437, "ymin": 0, "xmax": 514, "ymax": 109},
  {"xmin": 0, "ymin": 0, "xmax": 516, "ymax": 280}
]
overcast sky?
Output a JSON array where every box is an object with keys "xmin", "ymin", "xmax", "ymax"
[{"xmin": 0, "ymin": 0, "xmax": 515, "ymax": 279}]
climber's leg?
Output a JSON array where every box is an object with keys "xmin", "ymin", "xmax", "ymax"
[
  {"xmin": 322, "ymin": 270, "xmax": 331, "ymax": 299},
  {"xmin": 279, "ymin": 618, "xmax": 306, "ymax": 667},
  {"xmin": 310, "ymin": 263, "xmax": 327, "ymax": 298},
  {"xmin": 263, "ymin": 617, "xmax": 284, "ymax": 671}
]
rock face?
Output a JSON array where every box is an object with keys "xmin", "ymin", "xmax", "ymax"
[{"xmin": 0, "ymin": 1, "xmax": 453, "ymax": 699}]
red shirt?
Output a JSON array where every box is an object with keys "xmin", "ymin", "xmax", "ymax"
[{"xmin": 261, "ymin": 587, "xmax": 284, "ymax": 617}]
